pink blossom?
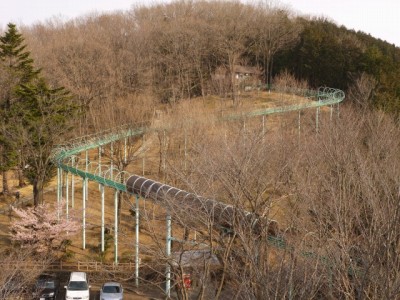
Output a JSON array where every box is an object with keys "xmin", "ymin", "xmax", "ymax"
[{"xmin": 10, "ymin": 199, "xmax": 81, "ymax": 253}]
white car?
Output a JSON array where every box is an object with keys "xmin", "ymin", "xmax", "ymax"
[
  {"xmin": 65, "ymin": 272, "xmax": 90, "ymax": 300},
  {"xmin": 100, "ymin": 282, "xmax": 123, "ymax": 300}
]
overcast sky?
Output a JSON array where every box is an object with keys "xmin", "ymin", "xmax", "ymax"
[{"xmin": 1, "ymin": 0, "xmax": 399, "ymax": 46}]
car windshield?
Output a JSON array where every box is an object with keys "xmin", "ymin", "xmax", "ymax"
[
  {"xmin": 103, "ymin": 285, "xmax": 121, "ymax": 293},
  {"xmin": 37, "ymin": 280, "xmax": 55, "ymax": 289},
  {"xmin": 44, "ymin": 281, "xmax": 55, "ymax": 288},
  {"xmin": 68, "ymin": 281, "xmax": 88, "ymax": 290}
]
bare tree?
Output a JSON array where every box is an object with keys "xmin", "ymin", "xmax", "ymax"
[
  {"xmin": 347, "ymin": 72, "xmax": 377, "ymax": 110},
  {"xmin": 211, "ymin": 2, "xmax": 257, "ymax": 106},
  {"xmin": 292, "ymin": 107, "xmax": 400, "ymax": 298},
  {"xmin": 132, "ymin": 107, "xmax": 323, "ymax": 299},
  {"xmin": 0, "ymin": 249, "xmax": 51, "ymax": 299},
  {"xmin": 137, "ymin": 96, "xmax": 400, "ymax": 299},
  {"xmin": 251, "ymin": 4, "xmax": 302, "ymax": 87}
]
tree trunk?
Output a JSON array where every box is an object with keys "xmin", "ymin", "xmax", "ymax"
[
  {"xmin": 2, "ymin": 170, "xmax": 9, "ymax": 194},
  {"xmin": 33, "ymin": 181, "xmax": 39, "ymax": 206},
  {"xmin": 17, "ymin": 167, "xmax": 26, "ymax": 187},
  {"xmin": 32, "ymin": 179, "xmax": 44, "ymax": 206}
]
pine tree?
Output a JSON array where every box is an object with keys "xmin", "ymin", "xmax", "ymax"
[
  {"xmin": 0, "ymin": 23, "xmax": 40, "ymax": 108},
  {"xmin": 0, "ymin": 23, "xmax": 40, "ymax": 193},
  {"xmin": 1, "ymin": 23, "xmax": 78, "ymax": 205},
  {"xmin": 14, "ymin": 78, "xmax": 78, "ymax": 205}
]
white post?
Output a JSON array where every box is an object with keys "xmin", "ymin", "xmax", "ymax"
[
  {"xmin": 66, "ymin": 171, "xmax": 69, "ymax": 219},
  {"xmin": 110, "ymin": 142, "xmax": 114, "ymax": 180},
  {"xmin": 101, "ymin": 184, "xmax": 105, "ymax": 252},
  {"xmin": 165, "ymin": 214, "xmax": 171, "ymax": 297},
  {"xmin": 135, "ymin": 194, "xmax": 140, "ymax": 287},
  {"xmin": 60, "ymin": 168, "xmax": 63, "ymax": 205},
  {"xmin": 163, "ymin": 130, "xmax": 166, "ymax": 181},
  {"xmin": 98, "ymin": 146, "xmax": 102, "ymax": 191},
  {"xmin": 82, "ymin": 177, "xmax": 86, "ymax": 250},
  {"xmin": 114, "ymin": 189, "xmax": 118, "ymax": 264},
  {"xmin": 142, "ymin": 135, "xmax": 145, "ymax": 176},
  {"xmin": 184, "ymin": 130, "xmax": 187, "ymax": 172},
  {"xmin": 84, "ymin": 149, "xmax": 89, "ymax": 247},
  {"xmin": 71, "ymin": 157, "xmax": 75, "ymax": 208},
  {"xmin": 57, "ymin": 167, "xmax": 61, "ymax": 221}
]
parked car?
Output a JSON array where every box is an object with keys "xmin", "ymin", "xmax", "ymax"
[
  {"xmin": 33, "ymin": 275, "xmax": 59, "ymax": 300},
  {"xmin": 65, "ymin": 272, "xmax": 90, "ymax": 300},
  {"xmin": 100, "ymin": 282, "xmax": 123, "ymax": 300}
]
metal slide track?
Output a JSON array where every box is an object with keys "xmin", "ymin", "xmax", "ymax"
[
  {"xmin": 51, "ymin": 86, "xmax": 346, "ymax": 291},
  {"xmin": 225, "ymin": 86, "xmax": 345, "ymax": 120},
  {"xmin": 53, "ymin": 87, "xmax": 345, "ymax": 190}
]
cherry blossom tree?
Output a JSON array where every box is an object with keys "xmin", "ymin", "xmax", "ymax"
[{"xmin": 10, "ymin": 199, "xmax": 80, "ymax": 253}]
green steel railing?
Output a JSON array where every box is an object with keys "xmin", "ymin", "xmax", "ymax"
[
  {"xmin": 54, "ymin": 126, "xmax": 146, "ymax": 162},
  {"xmin": 59, "ymin": 163, "xmax": 127, "ymax": 192},
  {"xmin": 224, "ymin": 87, "xmax": 345, "ymax": 120}
]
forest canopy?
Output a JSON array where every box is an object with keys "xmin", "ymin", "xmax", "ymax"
[{"xmin": 12, "ymin": 0, "xmax": 398, "ymax": 121}]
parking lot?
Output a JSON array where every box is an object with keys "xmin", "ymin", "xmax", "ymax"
[
  {"xmin": 56, "ymin": 288, "xmax": 152, "ymax": 300},
  {"xmin": 43, "ymin": 272, "xmax": 156, "ymax": 300}
]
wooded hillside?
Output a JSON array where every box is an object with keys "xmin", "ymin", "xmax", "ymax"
[
  {"xmin": 1, "ymin": 1, "xmax": 400, "ymax": 298},
  {"xmin": 11, "ymin": 0, "xmax": 396, "ymax": 129}
]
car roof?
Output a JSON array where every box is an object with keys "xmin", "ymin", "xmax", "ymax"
[
  {"xmin": 37, "ymin": 275, "xmax": 57, "ymax": 282},
  {"xmin": 70, "ymin": 272, "xmax": 87, "ymax": 281},
  {"xmin": 37, "ymin": 278, "xmax": 57, "ymax": 282},
  {"xmin": 38, "ymin": 274, "xmax": 56, "ymax": 279},
  {"xmin": 103, "ymin": 282, "xmax": 121, "ymax": 286}
]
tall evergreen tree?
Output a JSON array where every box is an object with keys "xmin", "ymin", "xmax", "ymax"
[
  {"xmin": 0, "ymin": 23, "xmax": 40, "ymax": 108},
  {"xmin": 1, "ymin": 23, "xmax": 78, "ymax": 205},
  {"xmin": 0, "ymin": 23, "xmax": 40, "ymax": 194},
  {"xmin": 14, "ymin": 78, "xmax": 78, "ymax": 205}
]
